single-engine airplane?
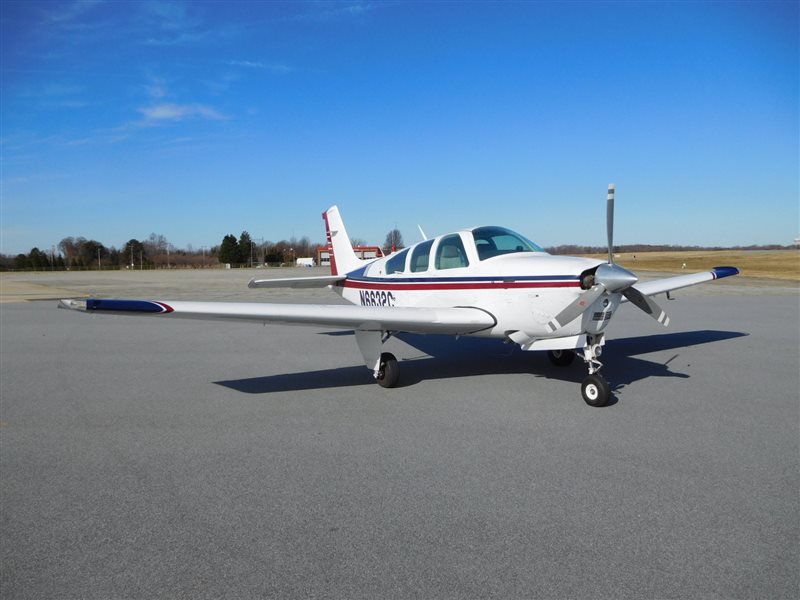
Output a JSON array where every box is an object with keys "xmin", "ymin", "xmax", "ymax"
[{"xmin": 59, "ymin": 185, "xmax": 738, "ymax": 406}]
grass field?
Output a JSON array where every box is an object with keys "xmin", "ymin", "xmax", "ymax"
[{"xmin": 581, "ymin": 249, "xmax": 800, "ymax": 281}]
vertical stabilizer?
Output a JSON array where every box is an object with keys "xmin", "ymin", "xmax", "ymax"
[{"xmin": 322, "ymin": 206, "xmax": 361, "ymax": 275}]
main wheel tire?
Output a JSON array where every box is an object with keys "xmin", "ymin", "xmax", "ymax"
[
  {"xmin": 581, "ymin": 374, "xmax": 611, "ymax": 407},
  {"xmin": 376, "ymin": 352, "xmax": 400, "ymax": 388},
  {"xmin": 547, "ymin": 349, "xmax": 575, "ymax": 367}
]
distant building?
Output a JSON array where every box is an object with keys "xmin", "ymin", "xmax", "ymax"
[{"xmin": 317, "ymin": 246, "xmax": 384, "ymax": 268}]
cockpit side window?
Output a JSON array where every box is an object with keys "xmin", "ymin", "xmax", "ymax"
[
  {"xmin": 409, "ymin": 240, "xmax": 434, "ymax": 273},
  {"xmin": 385, "ymin": 248, "xmax": 409, "ymax": 274},
  {"xmin": 472, "ymin": 226, "xmax": 544, "ymax": 260},
  {"xmin": 435, "ymin": 234, "xmax": 469, "ymax": 270}
]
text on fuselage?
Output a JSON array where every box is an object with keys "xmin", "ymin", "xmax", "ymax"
[{"xmin": 360, "ymin": 290, "xmax": 396, "ymax": 307}]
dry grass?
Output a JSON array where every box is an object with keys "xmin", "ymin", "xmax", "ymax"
[{"xmin": 580, "ymin": 250, "xmax": 800, "ymax": 281}]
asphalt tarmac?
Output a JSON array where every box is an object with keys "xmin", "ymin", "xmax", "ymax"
[{"xmin": 1, "ymin": 272, "xmax": 798, "ymax": 599}]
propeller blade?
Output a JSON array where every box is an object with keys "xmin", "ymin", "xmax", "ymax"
[
  {"xmin": 545, "ymin": 285, "xmax": 605, "ymax": 333},
  {"xmin": 622, "ymin": 286, "xmax": 670, "ymax": 326},
  {"xmin": 607, "ymin": 183, "xmax": 615, "ymax": 264}
]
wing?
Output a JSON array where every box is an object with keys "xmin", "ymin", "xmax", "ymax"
[
  {"xmin": 248, "ymin": 275, "xmax": 346, "ymax": 289},
  {"xmin": 58, "ymin": 298, "xmax": 496, "ymax": 335},
  {"xmin": 630, "ymin": 266, "xmax": 739, "ymax": 298}
]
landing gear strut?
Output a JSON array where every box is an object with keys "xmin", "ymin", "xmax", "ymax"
[{"xmin": 579, "ymin": 334, "xmax": 611, "ymax": 407}]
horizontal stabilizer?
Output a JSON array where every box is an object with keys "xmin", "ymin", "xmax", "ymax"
[{"xmin": 248, "ymin": 275, "xmax": 346, "ymax": 289}]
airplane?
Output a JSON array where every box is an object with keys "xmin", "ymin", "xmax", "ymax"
[{"xmin": 59, "ymin": 185, "xmax": 739, "ymax": 407}]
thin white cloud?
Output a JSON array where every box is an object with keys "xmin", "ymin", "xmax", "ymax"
[
  {"xmin": 143, "ymin": 76, "xmax": 169, "ymax": 99},
  {"xmin": 222, "ymin": 60, "xmax": 293, "ymax": 73},
  {"xmin": 40, "ymin": 0, "xmax": 104, "ymax": 24},
  {"xmin": 138, "ymin": 103, "xmax": 228, "ymax": 123},
  {"xmin": 257, "ymin": 1, "xmax": 375, "ymax": 24}
]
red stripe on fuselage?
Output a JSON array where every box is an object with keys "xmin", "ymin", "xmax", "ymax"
[{"xmin": 343, "ymin": 280, "xmax": 580, "ymax": 291}]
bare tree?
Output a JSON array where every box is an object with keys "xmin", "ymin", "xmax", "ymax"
[{"xmin": 383, "ymin": 229, "xmax": 404, "ymax": 254}]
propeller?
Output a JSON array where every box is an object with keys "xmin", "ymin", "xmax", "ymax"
[{"xmin": 546, "ymin": 184, "xmax": 670, "ymax": 333}]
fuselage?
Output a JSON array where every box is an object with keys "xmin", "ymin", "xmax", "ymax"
[{"xmin": 334, "ymin": 226, "xmax": 612, "ymax": 340}]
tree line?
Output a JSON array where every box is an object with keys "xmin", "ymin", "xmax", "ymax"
[
  {"xmin": 545, "ymin": 243, "xmax": 795, "ymax": 255},
  {"xmin": 6, "ymin": 228, "xmax": 793, "ymax": 272},
  {"xmin": 2, "ymin": 234, "xmax": 218, "ymax": 272},
  {"xmin": 1, "ymin": 231, "xmax": 329, "ymax": 271},
  {"xmin": 217, "ymin": 232, "xmax": 322, "ymax": 267}
]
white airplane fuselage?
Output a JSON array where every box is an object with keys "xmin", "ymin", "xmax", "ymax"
[{"xmin": 333, "ymin": 230, "xmax": 613, "ymax": 343}]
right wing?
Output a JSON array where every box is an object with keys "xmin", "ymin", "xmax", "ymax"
[{"xmin": 58, "ymin": 298, "xmax": 496, "ymax": 335}]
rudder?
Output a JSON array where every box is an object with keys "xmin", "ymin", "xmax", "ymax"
[{"xmin": 322, "ymin": 206, "xmax": 361, "ymax": 275}]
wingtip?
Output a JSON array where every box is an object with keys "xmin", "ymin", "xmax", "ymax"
[
  {"xmin": 712, "ymin": 266, "xmax": 739, "ymax": 279},
  {"xmin": 58, "ymin": 299, "xmax": 86, "ymax": 311}
]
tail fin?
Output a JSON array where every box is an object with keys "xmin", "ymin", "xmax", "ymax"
[{"xmin": 322, "ymin": 206, "xmax": 361, "ymax": 275}]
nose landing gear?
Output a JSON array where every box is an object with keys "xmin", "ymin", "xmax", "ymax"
[{"xmin": 580, "ymin": 334, "xmax": 611, "ymax": 407}]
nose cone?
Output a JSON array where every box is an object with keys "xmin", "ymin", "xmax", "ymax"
[{"xmin": 595, "ymin": 263, "xmax": 638, "ymax": 293}]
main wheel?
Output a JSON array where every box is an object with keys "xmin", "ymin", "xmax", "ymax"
[
  {"xmin": 581, "ymin": 374, "xmax": 611, "ymax": 407},
  {"xmin": 547, "ymin": 349, "xmax": 575, "ymax": 367},
  {"xmin": 376, "ymin": 352, "xmax": 400, "ymax": 388}
]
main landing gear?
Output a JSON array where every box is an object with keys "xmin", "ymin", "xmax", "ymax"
[
  {"xmin": 548, "ymin": 335, "xmax": 612, "ymax": 407},
  {"xmin": 375, "ymin": 352, "xmax": 400, "ymax": 388},
  {"xmin": 355, "ymin": 330, "xmax": 402, "ymax": 389}
]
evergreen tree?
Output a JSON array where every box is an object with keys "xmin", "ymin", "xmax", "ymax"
[
  {"xmin": 122, "ymin": 239, "xmax": 146, "ymax": 268},
  {"xmin": 238, "ymin": 231, "xmax": 253, "ymax": 266},
  {"xmin": 218, "ymin": 234, "xmax": 239, "ymax": 264}
]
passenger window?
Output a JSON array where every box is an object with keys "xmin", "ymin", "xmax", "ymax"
[
  {"xmin": 385, "ymin": 248, "xmax": 409, "ymax": 274},
  {"xmin": 435, "ymin": 235, "xmax": 469, "ymax": 270},
  {"xmin": 409, "ymin": 240, "xmax": 434, "ymax": 273}
]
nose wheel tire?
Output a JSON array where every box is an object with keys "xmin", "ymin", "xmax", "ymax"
[
  {"xmin": 581, "ymin": 374, "xmax": 611, "ymax": 407},
  {"xmin": 376, "ymin": 352, "xmax": 400, "ymax": 388}
]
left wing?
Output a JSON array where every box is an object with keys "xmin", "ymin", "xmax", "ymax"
[
  {"xmin": 630, "ymin": 266, "xmax": 739, "ymax": 298},
  {"xmin": 58, "ymin": 298, "xmax": 496, "ymax": 335}
]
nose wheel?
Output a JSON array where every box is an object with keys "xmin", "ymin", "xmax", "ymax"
[
  {"xmin": 579, "ymin": 334, "xmax": 612, "ymax": 407},
  {"xmin": 581, "ymin": 373, "xmax": 611, "ymax": 407}
]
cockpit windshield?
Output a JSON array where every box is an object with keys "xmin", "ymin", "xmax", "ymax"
[{"xmin": 471, "ymin": 226, "xmax": 545, "ymax": 260}]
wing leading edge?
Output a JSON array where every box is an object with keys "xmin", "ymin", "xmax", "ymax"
[{"xmin": 58, "ymin": 298, "xmax": 496, "ymax": 335}]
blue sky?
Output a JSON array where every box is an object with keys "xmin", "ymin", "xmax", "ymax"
[{"xmin": 1, "ymin": 0, "xmax": 797, "ymax": 255}]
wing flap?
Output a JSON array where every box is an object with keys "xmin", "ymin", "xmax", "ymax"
[{"xmin": 59, "ymin": 298, "xmax": 496, "ymax": 335}]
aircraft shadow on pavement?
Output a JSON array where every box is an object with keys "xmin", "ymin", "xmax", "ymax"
[{"xmin": 214, "ymin": 330, "xmax": 747, "ymax": 395}]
